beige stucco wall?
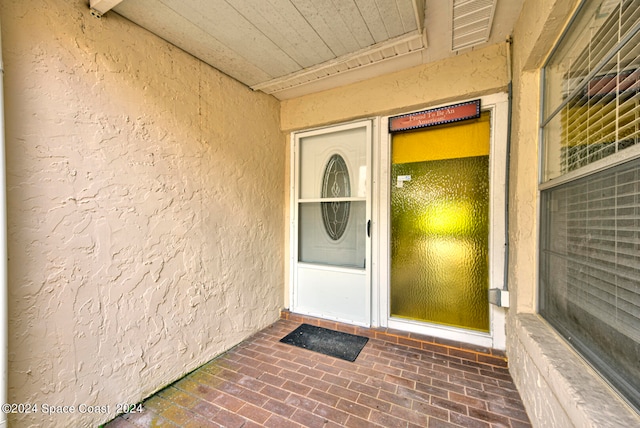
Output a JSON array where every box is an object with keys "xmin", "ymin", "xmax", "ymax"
[
  {"xmin": 281, "ymin": 43, "xmax": 509, "ymax": 133},
  {"xmin": 1, "ymin": 0, "xmax": 284, "ymax": 426},
  {"xmin": 508, "ymin": 0, "xmax": 581, "ymax": 315}
]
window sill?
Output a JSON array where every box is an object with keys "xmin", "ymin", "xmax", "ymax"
[{"xmin": 510, "ymin": 314, "xmax": 640, "ymax": 427}]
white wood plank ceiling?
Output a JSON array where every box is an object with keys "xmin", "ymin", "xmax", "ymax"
[{"xmin": 91, "ymin": 0, "xmax": 523, "ymax": 99}]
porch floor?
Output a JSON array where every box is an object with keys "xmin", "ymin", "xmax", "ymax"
[{"xmin": 104, "ymin": 312, "xmax": 532, "ymax": 428}]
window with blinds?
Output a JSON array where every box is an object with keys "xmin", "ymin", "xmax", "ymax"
[
  {"xmin": 542, "ymin": 0, "xmax": 640, "ymax": 181},
  {"xmin": 539, "ymin": 0, "xmax": 640, "ymax": 412}
]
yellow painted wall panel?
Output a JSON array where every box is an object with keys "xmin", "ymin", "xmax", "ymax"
[{"xmin": 392, "ymin": 112, "xmax": 491, "ymax": 164}]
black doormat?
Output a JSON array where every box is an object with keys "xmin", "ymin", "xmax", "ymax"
[{"xmin": 280, "ymin": 323, "xmax": 369, "ymax": 362}]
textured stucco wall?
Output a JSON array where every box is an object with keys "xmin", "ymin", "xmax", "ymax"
[
  {"xmin": 508, "ymin": 0, "xmax": 581, "ymax": 315},
  {"xmin": 1, "ymin": 0, "xmax": 284, "ymax": 426},
  {"xmin": 280, "ymin": 43, "xmax": 510, "ymax": 132},
  {"xmin": 506, "ymin": 0, "xmax": 577, "ymax": 424}
]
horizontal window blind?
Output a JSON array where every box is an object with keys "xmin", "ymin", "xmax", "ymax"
[
  {"xmin": 540, "ymin": 157, "xmax": 640, "ymax": 410},
  {"xmin": 544, "ymin": 161, "xmax": 640, "ymax": 339}
]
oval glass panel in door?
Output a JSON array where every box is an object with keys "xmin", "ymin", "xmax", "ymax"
[{"xmin": 321, "ymin": 154, "xmax": 351, "ymax": 240}]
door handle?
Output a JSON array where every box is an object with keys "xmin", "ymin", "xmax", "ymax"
[{"xmin": 367, "ymin": 219, "xmax": 371, "ymax": 237}]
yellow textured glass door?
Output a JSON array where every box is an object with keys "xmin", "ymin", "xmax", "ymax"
[{"xmin": 390, "ymin": 113, "xmax": 490, "ymax": 332}]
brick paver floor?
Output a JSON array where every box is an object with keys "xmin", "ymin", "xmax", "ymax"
[{"xmin": 105, "ymin": 313, "xmax": 532, "ymax": 427}]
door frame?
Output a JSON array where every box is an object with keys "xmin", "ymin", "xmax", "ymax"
[
  {"xmin": 289, "ymin": 119, "xmax": 374, "ymax": 327},
  {"xmin": 376, "ymin": 93, "xmax": 509, "ymax": 349}
]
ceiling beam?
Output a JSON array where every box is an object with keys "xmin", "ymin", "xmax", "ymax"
[
  {"xmin": 413, "ymin": 0, "xmax": 426, "ymax": 33},
  {"xmin": 90, "ymin": 0, "xmax": 124, "ymax": 16},
  {"xmin": 252, "ymin": 31, "xmax": 426, "ymax": 97}
]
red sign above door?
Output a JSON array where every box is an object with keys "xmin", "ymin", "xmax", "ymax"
[{"xmin": 389, "ymin": 99, "xmax": 481, "ymax": 133}]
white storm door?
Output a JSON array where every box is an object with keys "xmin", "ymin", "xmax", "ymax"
[{"xmin": 292, "ymin": 120, "xmax": 372, "ymax": 326}]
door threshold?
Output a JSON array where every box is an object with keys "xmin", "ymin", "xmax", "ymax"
[
  {"xmin": 386, "ymin": 317, "xmax": 494, "ymax": 349},
  {"xmin": 287, "ymin": 308, "xmax": 370, "ymax": 328}
]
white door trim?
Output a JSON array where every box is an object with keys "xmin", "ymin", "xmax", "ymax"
[{"xmin": 375, "ymin": 93, "xmax": 510, "ymax": 350}]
